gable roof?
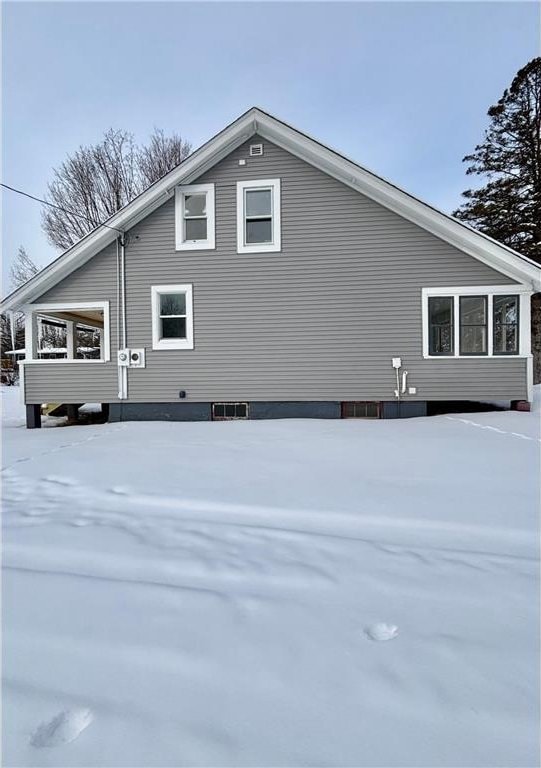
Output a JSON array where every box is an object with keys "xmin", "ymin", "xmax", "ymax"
[{"xmin": 2, "ymin": 106, "xmax": 540, "ymax": 311}]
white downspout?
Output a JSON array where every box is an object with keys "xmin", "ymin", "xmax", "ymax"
[
  {"xmin": 120, "ymin": 236, "xmax": 127, "ymax": 350},
  {"xmin": 117, "ymin": 235, "xmax": 128, "ymax": 400},
  {"xmin": 8, "ymin": 310, "xmax": 16, "ymax": 351}
]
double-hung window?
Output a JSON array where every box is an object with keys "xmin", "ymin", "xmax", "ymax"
[
  {"xmin": 151, "ymin": 284, "xmax": 194, "ymax": 350},
  {"xmin": 237, "ymin": 179, "xmax": 281, "ymax": 253},
  {"xmin": 428, "ymin": 296, "xmax": 454, "ymax": 356},
  {"xmin": 459, "ymin": 296, "xmax": 487, "ymax": 355},
  {"xmin": 423, "ymin": 288, "xmax": 524, "ymax": 358},
  {"xmin": 175, "ymin": 184, "xmax": 215, "ymax": 251},
  {"xmin": 493, "ymin": 294, "xmax": 519, "ymax": 354}
]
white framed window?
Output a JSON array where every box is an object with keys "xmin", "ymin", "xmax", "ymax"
[
  {"xmin": 421, "ymin": 285, "xmax": 531, "ymax": 359},
  {"xmin": 151, "ymin": 284, "xmax": 194, "ymax": 350},
  {"xmin": 236, "ymin": 178, "xmax": 281, "ymax": 254},
  {"xmin": 175, "ymin": 183, "xmax": 215, "ymax": 251}
]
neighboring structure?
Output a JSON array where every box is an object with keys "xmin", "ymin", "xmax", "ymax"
[{"xmin": 2, "ymin": 108, "xmax": 540, "ymax": 428}]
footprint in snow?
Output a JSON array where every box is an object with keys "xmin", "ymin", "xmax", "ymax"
[
  {"xmin": 364, "ymin": 623, "xmax": 399, "ymax": 642},
  {"xmin": 42, "ymin": 476, "xmax": 76, "ymax": 487},
  {"xmin": 30, "ymin": 708, "xmax": 93, "ymax": 748}
]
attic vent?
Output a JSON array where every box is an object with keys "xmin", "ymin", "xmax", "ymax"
[{"xmin": 249, "ymin": 143, "xmax": 263, "ymax": 157}]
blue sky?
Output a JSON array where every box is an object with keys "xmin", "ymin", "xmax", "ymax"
[{"xmin": 2, "ymin": 1, "xmax": 538, "ymax": 289}]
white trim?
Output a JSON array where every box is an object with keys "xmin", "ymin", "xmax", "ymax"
[
  {"xmin": 2, "ymin": 107, "xmax": 540, "ymax": 313},
  {"xmin": 21, "ymin": 359, "xmax": 107, "ymax": 366},
  {"xmin": 65, "ymin": 321, "xmax": 76, "ymax": 360},
  {"xmin": 175, "ymin": 183, "xmax": 215, "ymax": 251},
  {"xmin": 151, "ymin": 284, "xmax": 194, "ymax": 351},
  {"xmin": 520, "ymin": 292, "xmax": 534, "ymax": 402},
  {"xmin": 254, "ymin": 113, "xmax": 541, "ymax": 287},
  {"xmin": 421, "ymin": 286, "xmax": 530, "ymax": 359},
  {"xmin": 19, "ymin": 361, "xmax": 26, "ymax": 404},
  {"xmin": 22, "ymin": 301, "xmax": 110, "ymax": 363},
  {"xmin": 236, "ymin": 178, "xmax": 281, "ymax": 254},
  {"xmin": 118, "ymin": 365, "xmax": 128, "ymax": 400}
]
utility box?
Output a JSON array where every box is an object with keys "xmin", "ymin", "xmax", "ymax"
[{"xmin": 129, "ymin": 349, "xmax": 146, "ymax": 369}]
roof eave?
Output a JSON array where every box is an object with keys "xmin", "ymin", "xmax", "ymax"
[
  {"xmin": 1, "ymin": 108, "xmax": 260, "ymax": 312},
  {"xmin": 2, "ymin": 106, "xmax": 540, "ymax": 312}
]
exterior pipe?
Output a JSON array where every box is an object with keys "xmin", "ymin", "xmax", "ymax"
[
  {"xmin": 117, "ymin": 235, "xmax": 128, "ymax": 400},
  {"xmin": 401, "ymin": 371, "xmax": 408, "ymax": 395},
  {"xmin": 120, "ymin": 236, "xmax": 127, "ymax": 349}
]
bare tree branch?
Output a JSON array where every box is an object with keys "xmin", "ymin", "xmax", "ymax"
[{"xmin": 42, "ymin": 128, "xmax": 192, "ymax": 250}]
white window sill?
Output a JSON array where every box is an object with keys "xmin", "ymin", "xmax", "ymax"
[
  {"xmin": 152, "ymin": 340, "xmax": 194, "ymax": 351},
  {"xmin": 176, "ymin": 241, "xmax": 215, "ymax": 251},
  {"xmin": 21, "ymin": 359, "xmax": 108, "ymax": 365},
  {"xmin": 423, "ymin": 354, "xmax": 528, "ymax": 360},
  {"xmin": 237, "ymin": 243, "xmax": 281, "ymax": 254}
]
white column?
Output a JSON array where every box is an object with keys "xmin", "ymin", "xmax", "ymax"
[
  {"xmin": 24, "ymin": 310, "xmax": 37, "ymax": 361},
  {"xmin": 66, "ymin": 321, "xmax": 77, "ymax": 359}
]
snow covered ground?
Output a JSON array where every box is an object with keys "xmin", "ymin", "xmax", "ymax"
[{"xmin": 2, "ymin": 386, "xmax": 540, "ymax": 767}]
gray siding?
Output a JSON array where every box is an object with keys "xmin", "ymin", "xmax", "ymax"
[
  {"xmin": 25, "ymin": 242, "xmax": 119, "ymax": 403},
  {"xmin": 24, "ymin": 363, "xmax": 117, "ymax": 403},
  {"xmin": 25, "ymin": 136, "xmax": 527, "ymax": 404}
]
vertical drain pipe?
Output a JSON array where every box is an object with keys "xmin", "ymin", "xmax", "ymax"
[
  {"xmin": 120, "ymin": 234, "xmax": 127, "ymax": 349},
  {"xmin": 117, "ymin": 235, "xmax": 128, "ymax": 401}
]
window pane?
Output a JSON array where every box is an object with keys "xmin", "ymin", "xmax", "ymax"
[
  {"xmin": 493, "ymin": 295, "xmax": 517, "ymax": 325},
  {"xmin": 160, "ymin": 293, "xmax": 186, "ymax": 316},
  {"xmin": 428, "ymin": 296, "xmax": 454, "ymax": 355},
  {"xmin": 460, "ymin": 296, "xmax": 487, "ymax": 354},
  {"xmin": 460, "ymin": 325, "xmax": 487, "ymax": 354},
  {"xmin": 460, "ymin": 296, "xmax": 486, "ymax": 324},
  {"xmin": 245, "ymin": 189, "xmax": 271, "ymax": 217},
  {"xmin": 235, "ymin": 403, "xmax": 247, "ymax": 418},
  {"xmin": 185, "ymin": 218, "xmax": 207, "ymax": 241},
  {"xmin": 184, "ymin": 193, "xmax": 206, "ymax": 217},
  {"xmin": 214, "ymin": 403, "xmax": 225, "ymax": 418},
  {"xmin": 494, "ymin": 324, "xmax": 517, "ymax": 354},
  {"xmin": 225, "ymin": 404, "xmax": 235, "ymax": 418},
  {"xmin": 246, "ymin": 218, "xmax": 272, "ymax": 244},
  {"xmin": 161, "ymin": 317, "xmax": 186, "ymax": 339}
]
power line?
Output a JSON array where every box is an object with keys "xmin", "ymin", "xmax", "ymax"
[{"xmin": 1, "ymin": 182, "xmax": 125, "ymax": 236}]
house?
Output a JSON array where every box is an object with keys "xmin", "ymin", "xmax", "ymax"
[{"xmin": 2, "ymin": 108, "xmax": 540, "ymax": 429}]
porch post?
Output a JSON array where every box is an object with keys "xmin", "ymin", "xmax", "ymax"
[
  {"xmin": 66, "ymin": 321, "xmax": 77, "ymax": 359},
  {"xmin": 26, "ymin": 404, "xmax": 41, "ymax": 429},
  {"xmin": 24, "ymin": 310, "xmax": 37, "ymax": 361}
]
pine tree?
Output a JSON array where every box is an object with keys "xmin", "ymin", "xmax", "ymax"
[{"xmin": 454, "ymin": 57, "xmax": 541, "ymax": 263}]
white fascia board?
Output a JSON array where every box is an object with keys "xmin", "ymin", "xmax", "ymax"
[
  {"xmin": 1, "ymin": 113, "xmax": 257, "ymax": 313},
  {"xmin": 254, "ymin": 113, "xmax": 541, "ymax": 290},
  {"xmin": 3, "ymin": 107, "xmax": 540, "ymax": 312}
]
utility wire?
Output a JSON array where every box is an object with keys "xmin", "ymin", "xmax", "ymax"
[{"xmin": 1, "ymin": 182, "xmax": 125, "ymax": 236}]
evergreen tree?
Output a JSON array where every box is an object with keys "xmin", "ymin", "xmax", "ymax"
[{"xmin": 454, "ymin": 57, "xmax": 541, "ymax": 263}]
